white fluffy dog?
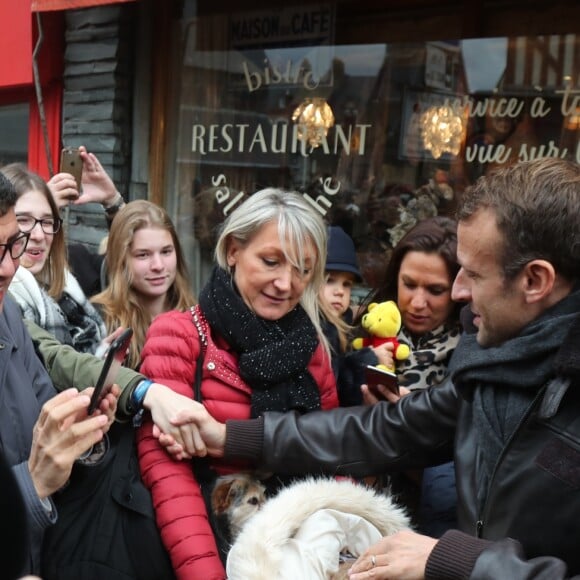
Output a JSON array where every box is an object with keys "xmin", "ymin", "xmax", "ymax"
[{"xmin": 226, "ymin": 477, "xmax": 410, "ymax": 580}]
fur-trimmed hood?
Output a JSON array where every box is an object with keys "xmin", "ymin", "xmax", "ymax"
[{"xmin": 226, "ymin": 477, "xmax": 410, "ymax": 580}]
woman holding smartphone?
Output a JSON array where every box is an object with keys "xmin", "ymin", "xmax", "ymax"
[{"xmin": 358, "ymin": 216, "xmax": 462, "ymax": 538}]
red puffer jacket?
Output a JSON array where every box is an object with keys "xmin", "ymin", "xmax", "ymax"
[{"xmin": 136, "ymin": 306, "xmax": 339, "ymax": 580}]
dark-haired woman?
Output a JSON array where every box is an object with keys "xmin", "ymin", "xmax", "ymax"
[{"xmin": 359, "ymin": 216, "xmax": 462, "ymax": 537}]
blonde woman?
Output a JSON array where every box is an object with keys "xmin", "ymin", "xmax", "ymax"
[
  {"xmin": 136, "ymin": 188, "xmax": 339, "ymax": 579},
  {"xmin": 92, "ymin": 200, "xmax": 195, "ymax": 369}
]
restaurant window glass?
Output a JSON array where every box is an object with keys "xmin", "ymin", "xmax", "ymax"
[{"xmin": 171, "ymin": 4, "xmax": 580, "ymax": 296}]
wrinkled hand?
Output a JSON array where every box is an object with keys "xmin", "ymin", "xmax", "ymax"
[
  {"xmin": 28, "ymin": 389, "xmax": 109, "ymax": 499},
  {"xmin": 144, "ymin": 383, "xmax": 208, "ymax": 460},
  {"xmin": 348, "ymin": 530, "xmax": 437, "ymax": 580}
]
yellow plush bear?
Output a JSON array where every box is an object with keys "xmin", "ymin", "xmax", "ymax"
[{"xmin": 352, "ymin": 301, "xmax": 411, "ymax": 372}]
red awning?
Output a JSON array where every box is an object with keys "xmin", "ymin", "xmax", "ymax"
[
  {"xmin": 32, "ymin": 0, "xmax": 136, "ymax": 12},
  {"xmin": 0, "ymin": 0, "xmax": 32, "ymax": 87}
]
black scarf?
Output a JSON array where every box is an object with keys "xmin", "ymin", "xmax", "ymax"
[
  {"xmin": 199, "ymin": 267, "xmax": 321, "ymax": 418},
  {"xmin": 450, "ymin": 289, "xmax": 580, "ymax": 509}
]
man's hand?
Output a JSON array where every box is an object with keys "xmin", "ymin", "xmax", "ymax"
[
  {"xmin": 348, "ymin": 529, "xmax": 437, "ymax": 580},
  {"xmin": 28, "ymin": 389, "xmax": 109, "ymax": 499},
  {"xmin": 144, "ymin": 384, "xmax": 226, "ymax": 460},
  {"xmin": 144, "ymin": 383, "xmax": 209, "ymax": 459},
  {"xmin": 171, "ymin": 404, "xmax": 226, "ymax": 458}
]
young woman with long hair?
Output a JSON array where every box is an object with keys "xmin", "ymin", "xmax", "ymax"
[
  {"xmin": 92, "ymin": 199, "xmax": 195, "ymax": 369},
  {"xmin": 3, "ymin": 163, "xmax": 107, "ymax": 354}
]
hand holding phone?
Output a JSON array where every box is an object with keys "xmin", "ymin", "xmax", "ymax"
[
  {"xmin": 59, "ymin": 147, "xmax": 83, "ymax": 192},
  {"xmin": 88, "ymin": 328, "xmax": 133, "ymax": 415},
  {"xmin": 365, "ymin": 365, "xmax": 399, "ymax": 399}
]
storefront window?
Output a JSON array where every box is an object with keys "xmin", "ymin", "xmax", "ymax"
[
  {"xmin": 171, "ymin": 4, "xmax": 579, "ymax": 296},
  {"xmin": 0, "ymin": 102, "xmax": 28, "ymax": 166}
]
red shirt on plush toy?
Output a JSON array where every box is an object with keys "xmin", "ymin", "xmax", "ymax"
[{"xmin": 352, "ymin": 300, "xmax": 410, "ymax": 372}]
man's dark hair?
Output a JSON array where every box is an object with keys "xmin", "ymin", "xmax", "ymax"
[
  {"xmin": 457, "ymin": 157, "xmax": 580, "ymax": 284},
  {"xmin": 0, "ymin": 171, "xmax": 17, "ymax": 216}
]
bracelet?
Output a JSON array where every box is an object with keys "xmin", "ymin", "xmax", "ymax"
[
  {"xmin": 103, "ymin": 192, "xmax": 125, "ymax": 215},
  {"xmin": 131, "ymin": 379, "xmax": 154, "ymax": 410}
]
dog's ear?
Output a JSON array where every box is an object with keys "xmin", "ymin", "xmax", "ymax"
[{"xmin": 211, "ymin": 477, "xmax": 244, "ymax": 515}]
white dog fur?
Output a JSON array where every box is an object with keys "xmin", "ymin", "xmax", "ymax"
[{"xmin": 226, "ymin": 477, "xmax": 410, "ymax": 580}]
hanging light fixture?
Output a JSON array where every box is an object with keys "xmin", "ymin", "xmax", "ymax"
[
  {"xmin": 564, "ymin": 106, "xmax": 580, "ymax": 131},
  {"xmin": 420, "ymin": 104, "xmax": 466, "ymax": 159},
  {"xmin": 292, "ymin": 97, "xmax": 335, "ymax": 148}
]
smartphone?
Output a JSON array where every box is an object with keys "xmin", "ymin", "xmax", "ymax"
[
  {"xmin": 88, "ymin": 328, "xmax": 133, "ymax": 415},
  {"xmin": 365, "ymin": 365, "xmax": 399, "ymax": 398},
  {"xmin": 59, "ymin": 147, "xmax": 83, "ymax": 191}
]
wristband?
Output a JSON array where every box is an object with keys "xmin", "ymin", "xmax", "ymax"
[
  {"xmin": 131, "ymin": 379, "xmax": 154, "ymax": 410},
  {"xmin": 103, "ymin": 192, "xmax": 125, "ymax": 216}
]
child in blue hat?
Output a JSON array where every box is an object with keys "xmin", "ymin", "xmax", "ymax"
[
  {"xmin": 319, "ymin": 227, "xmax": 369, "ymax": 406},
  {"xmin": 320, "ymin": 226, "xmax": 399, "ymax": 406},
  {"xmin": 320, "ymin": 226, "xmax": 363, "ymax": 325}
]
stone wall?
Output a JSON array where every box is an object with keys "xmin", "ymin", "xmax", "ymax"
[{"xmin": 61, "ymin": 4, "xmax": 135, "ymax": 251}]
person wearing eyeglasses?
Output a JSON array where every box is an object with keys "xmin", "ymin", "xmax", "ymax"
[
  {"xmin": 0, "ymin": 170, "xmax": 117, "ymax": 577},
  {"xmin": 2, "ymin": 163, "xmax": 107, "ymax": 354}
]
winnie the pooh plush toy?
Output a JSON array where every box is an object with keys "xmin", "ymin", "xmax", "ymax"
[{"xmin": 352, "ymin": 301, "xmax": 410, "ymax": 372}]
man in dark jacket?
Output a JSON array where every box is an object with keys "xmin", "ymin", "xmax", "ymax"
[
  {"xmin": 0, "ymin": 171, "xmax": 114, "ymax": 576},
  {"xmin": 163, "ymin": 157, "xmax": 580, "ymax": 580}
]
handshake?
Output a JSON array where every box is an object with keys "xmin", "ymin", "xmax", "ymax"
[{"xmin": 147, "ymin": 391, "xmax": 227, "ymax": 460}]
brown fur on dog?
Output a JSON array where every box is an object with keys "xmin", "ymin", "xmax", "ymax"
[
  {"xmin": 211, "ymin": 474, "xmax": 266, "ymax": 541},
  {"xmin": 330, "ymin": 561, "xmax": 352, "ymax": 580}
]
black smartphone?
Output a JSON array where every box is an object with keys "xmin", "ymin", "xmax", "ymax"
[
  {"xmin": 88, "ymin": 328, "xmax": 133, "ymax": 415},
  {"xmin": 365, "ymin": 365, "xmax": 399, "ymax": 398},
  {"xmin": 59, "ymin": 147, "xmax": 83, "ymax": 191}
]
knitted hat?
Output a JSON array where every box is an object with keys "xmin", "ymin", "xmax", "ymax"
[{"xmin": 326, "ymin": 226, "xmax": 363, "ymax": 282}]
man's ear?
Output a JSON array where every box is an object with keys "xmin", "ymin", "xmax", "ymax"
[{"xmin": 521, "ymin": 259, "xmax": 555, "ymax": 304}]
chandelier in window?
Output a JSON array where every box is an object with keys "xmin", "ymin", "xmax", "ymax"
[
  {"xmin": 564, "ymin": 106, "xmax": 580, "ymax": 131},
  {"xmin": 292, "ymin": 97, "xmax": 335, "ymax": 148},
  {"xmin": 420, "ymin": 104, "xmax": 466, "ymax": 159}
]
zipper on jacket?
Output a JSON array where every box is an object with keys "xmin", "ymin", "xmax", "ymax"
[{"xmin": 476, "ymin": 387, "xmax": 546, "ymax": 532}]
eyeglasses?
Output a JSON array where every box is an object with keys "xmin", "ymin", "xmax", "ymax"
[
  {"xmin": 17, "ymin": 215, "xmax": 62, "ymax": 235},
  {"xmin": 0, "ymin": 232, "xmax": 30, "ymax": 263}
]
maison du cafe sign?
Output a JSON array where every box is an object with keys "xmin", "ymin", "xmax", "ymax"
[{"xmin": 229, "ymin": 5, "xmax": 335, "ymax": 49}]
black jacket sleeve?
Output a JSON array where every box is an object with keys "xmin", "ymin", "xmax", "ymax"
[
  {"xmin": 428, "ymin": 533, "xmax": 578, "ymax": 580},
  {"xmin": 472, "ymin": 539, "xmax": 578, "ymax": 580},
  {"xmin": 225, "ymin": 376, "xmax": 458, "ymax": 477}
]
